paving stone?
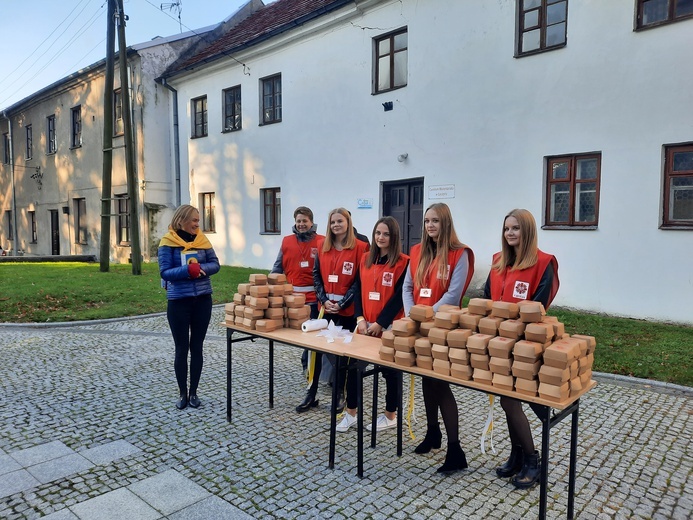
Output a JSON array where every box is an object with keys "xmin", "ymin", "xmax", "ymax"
[
  {"xmin": 25, "ymin": 453, "xmax": 94, "ymax": 484},
  {"xmin": 79, "ymin": 440, "xmax": 141, "ymax": 465},
  {"xmin": 9, "ymin": 441, "xmax": 74, "ymax": 467},
  {"xmin": 0, "ymin": 469, "xmax": 41, "ymax": 499},
  {"xmin": 128, "ymin": 469, "xmax": 210, "ymax": 515},
  {"xmin": 68, "ymin": 487, "xmax": 161, "ymax": 520},
  {"xmin": 0, "ymin": 454, "xmax": 22, "ymax": 475}
]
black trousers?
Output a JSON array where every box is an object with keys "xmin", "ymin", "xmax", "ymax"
[
  {"xmin": 167, "ymin": 294, "xmax": 213, "ymax": 395},
  {"xmin": 306, "ymin": 314, "xmax": 357, "ymax": 396}
]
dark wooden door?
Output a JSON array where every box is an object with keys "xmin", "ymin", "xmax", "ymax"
[
  {"xmin": 382, "ymin": 178, "xmax": 424, "ymax": 254},
  {"xmin": 50, "ymin": 210, "xmax": 60, "ymax": 255}
]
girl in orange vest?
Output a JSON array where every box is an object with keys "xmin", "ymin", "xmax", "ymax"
[
  {"xmin": 296, "ymin": 208, "xmax": 369, "ymax": 413},
  {"xmin": 484, "ymin": 208, "xmax": 559, "ymax": 489},
  {"xmin": 336, "ymin": 217, "xmax": 410, "ymax": 432},
  {"xmin": 403, "ymin": 203, "xmax": 475, "ymax": 473}
]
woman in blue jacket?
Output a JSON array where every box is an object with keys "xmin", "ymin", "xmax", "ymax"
[{"xmin": 158, "ymin": 204, "xmax": 220, "ymax": 410}]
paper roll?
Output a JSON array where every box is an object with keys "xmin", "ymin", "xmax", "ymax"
[{"xmin": 302, "ymin": 319, "xmax": 329, "ymax": 332}]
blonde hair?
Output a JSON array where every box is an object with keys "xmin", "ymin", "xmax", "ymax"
[
  {"xmin": 414, "ymin": 203, "xmax": 465, "ymax": 288},
  {"xmin": 366, "ymin": 216, "xmax": 402, "ymax": 268},
  {"xmin": 492, "ymin": 208, "xmax": 538, "ymax": 272},
  {"xmin": 169, "ymin": 204, "xmax": 199, "ymax": 231},
  {"xmin": 322, "ymin": 207, "xmax": 357, "ymax": 252}
]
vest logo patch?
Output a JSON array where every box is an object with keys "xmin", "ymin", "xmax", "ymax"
[
  {"xmin": 382, "ymin": 271, "xmax": 394, "ymax": 287},
  {"xmin": 513, "ymin": 281, "xmax": 530, "ymax": 299},
  {"xmin": 310, "ymin": 248, "xmax": 318, "ymax": 258},
  {"xmin": 342, "ymin": 262, "xmax": 354, "ymax": 276}
]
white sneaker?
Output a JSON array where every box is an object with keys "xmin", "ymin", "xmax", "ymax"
[
  {"xmin": 336, "ymin": 412, "xmax": 358, "ymax": 432},
  {"xmin": 366, "ymin": 414, "xmax": 397, "ymax": 432}
]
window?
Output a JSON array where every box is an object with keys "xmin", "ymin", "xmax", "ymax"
[
  {"xmin": 113, "ymin": 89, "xmax": 124, "ymax": 136},
  {"xmin": 116, "ymin": 194, "xmax": 130, "ymax": 245},
  {"xmin": 191, "ymin": 96, "xmax": 208, "ymax": 138},
  {"xmin": 374, "ymin": 28, "xmax": 408, "ymax": 94},
  {"xmin": 545, "ymin": 153, "xmax": 601, "ymax": 227},
  {"xmin": 637, "ymin": 0, "xmax": 693, "ymax": 28},
  {"xmin": 26, "ymin": 125, "xmax": 32, "ymax": 160},
  {"xmin": 261, "ymin": 74, "xmax": 282, "ymax": 125},
  {"xmin": 71, "ymin": 106, "xmax": 82, "ymax": 148},
  {"xmin": 662, "ymin": 144, "xmax": 693, "ymax": 228},
  {"xmin": 47, "ymin": 115, "xmax": 56, "ymax": 154},
  {"xmin": 29, "ymin": 211, "xmax": 37, "ymax": 243},
  {"xmin": 74, "ymin": 198, "xmax": 87, "ymax": 244},
  {"xmin": 261, "ymin": 187, "xmax": 281, "ymax": 233},
  {"xmin": 516, "ymin": 0, "xmax": 568, "ymax": 56},
  {"xmin": 4, "ymin": 210, "xmax": 12, "ymax": 240},
  {"xmin": 200, "ymin": 192, "xmax": 216, "ymax": 232},
  {"xmin": 2, "ymin": 133, "xmax": 8, "ymax": 164},
  {"xmin": 223, "ymin": 86, "xmax": 242, "ymax": 132}
]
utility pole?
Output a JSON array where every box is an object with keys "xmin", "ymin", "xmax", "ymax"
[
  {"xmin": 100, "ymin": 0, "xmax": 116, "ymax": 272},
  {"xmin": 116, "ymin": 0, "xmax": 142, "ymax": 275}
]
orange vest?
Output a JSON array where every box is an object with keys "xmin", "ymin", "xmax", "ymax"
[
  {"xmin": 281, "ymin": 234, "xmax": 324, "ymax": 303},
  {"xmin": 318, "ymin": 240, "xmax": 369, "ymax": 316},
  {"xmin": 359, "ymin": 253, "xmax": 409, "ymax": 323},
  {"xmin": 488, "ymin": 249, "xmax": 559, "ymax": 309},
  {"xmin": 408, "ymin": 244, "xmax": 475, "ymax": 306}
]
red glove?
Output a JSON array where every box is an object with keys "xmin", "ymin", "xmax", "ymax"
[{"xmin": 187, "ymin": 262, "xmax": 201, "ymax": 278}]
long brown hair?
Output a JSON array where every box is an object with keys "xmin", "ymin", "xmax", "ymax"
[
  {"xmin": 414, "ymin": 203, "xmax": 465, "ymax": 288},
  {"xmin": 322, "ymin": 207, "xmax": 357, "ymax": 252},
  {"xmin": 365, "ymin": 216, "xmax": 402, "ymax": 268},
  {"xmin": 492, "ymin": 208, "xmax": 538, "ymax": 272}
]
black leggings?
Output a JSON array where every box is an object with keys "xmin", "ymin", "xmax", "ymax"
[
  {"xmin": 500, "ymin": 396, "xmax": 542, "ymax": 455},
  {"xmin": 307, "ymin": 314, "xmax": 356, "ymax": 395},
  {"xmin": 345, "ymin": 365, "xmax": 398, "ymax": 412},
  {"xmin": 167, "ymin": 294, "xmax": 212, "ymax": 395},
  {"xmin": 422, "ymin": 378, "xmax": 459, "ymax": 444}
]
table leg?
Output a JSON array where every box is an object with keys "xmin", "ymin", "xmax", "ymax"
[
  {"xmin": 568, "ymin": 400, "xmax": 580, "ymax": 519},
  {"xmin": 370, "ymin": 368, "xmax": 379, "ymax": 448},
  {"xmin": 396, "ymin": 371, "xmax": 403, "ymax": 457},
  {"xmin": 226, "ymin": 329, "xmax": 232, "ymax": 422},
  {"xmin": 328, "ymin": 355, "xmax": 341, "ymax": 469},
  {"xmin": 357, "ymin": 362, "xmax": 364, "ymax": 478},
  {"xmin": 269, "ymin": 339, "xmax": 274, "ymax": 409},
  {"xmin": 538, "ymin": 405, "xmax": 551, "ymax": 520}
]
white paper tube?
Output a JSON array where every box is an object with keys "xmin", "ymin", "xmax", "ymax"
[{"xmin": 302, "ymin": 319, "xmax": 329, "ymax": 332}]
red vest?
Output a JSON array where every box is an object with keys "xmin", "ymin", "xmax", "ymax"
[
  {"xmin": 408, "ymin": 244, "xmax": 475, "ymax": 306},
  {"xmin": 488, "ymin": 249, "xmax": 559, "ymax": 309},
  {"xmin": 281, "ymin": 234, "xmax": 324, "ymax": 303},
  {"xmin": 359, "ymin": 253, "xmax": 409, "ymax": 323},
  {"xmin": 318, "ymin": 240, "xmax": 369, "ymax": 316}
]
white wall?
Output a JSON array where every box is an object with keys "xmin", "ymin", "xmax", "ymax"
[{"xmin": 171, "ymin": 0, "xmax": 693, "ymax": 324}]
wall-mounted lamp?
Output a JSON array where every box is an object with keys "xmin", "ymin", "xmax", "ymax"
[{"xmin": 397, "ymin": 153, "xmax": 409, "ymax": 163}]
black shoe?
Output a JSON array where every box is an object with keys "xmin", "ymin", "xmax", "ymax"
[
  {"xmin": 176, "ymin": 393, "xmax": 188, "ymax": 410},
  {"xmin": 335, "ymin": 394, "xmax": 346, "ymax": 414},
  {"xmin": 188, "ymin": 394, "xmax": 201, "ymax": 408},
  {"xmin": 496, "ymin": 445, "xmax": 524, "ymax": 478},
  {"xmin": 512, "ymin": 450, "xmax": 541, "ymax": 489},
  {"xmin": 414, "ymin": 425, "xmax": 442, "ymax": 454},
  {"xmin": 296, "ymin": 392, "xmax": 319, "ymax": 413},
  {"xmin": 437, "ymin": 441, "xmax": 468, "ymax": 474}
]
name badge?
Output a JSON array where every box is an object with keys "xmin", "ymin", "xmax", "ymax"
[
  {"xmin": 419, "ymin": 288, "xmax": 432, "ymax": 298},
  {"xmin": 328, "ymin": 274, "xmax": 339, "ymax": 283},
  {"xmin": 368, "ymin": 291, "xmax": 381, "ymax": 301},
  {"xmin": 300, "ymin": 261, "xmax": 309, "ymax": 268}
]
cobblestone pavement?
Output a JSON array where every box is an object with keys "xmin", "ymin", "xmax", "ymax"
[{"xmin": 1, "ymin": 309, "xmax": 691, "ymax": 519}]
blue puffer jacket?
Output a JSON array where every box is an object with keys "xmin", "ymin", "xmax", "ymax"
[{"xmin": 158, "ymin": 245, "xmax": 220, "ymax": 300}]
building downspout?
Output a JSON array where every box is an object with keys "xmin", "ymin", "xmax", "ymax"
[
  {"xmin": 159, "ymin": 78, "xmax": 181, "ymax": 206},
  {"xmin": 2, "ymin": 110, "xmax": 18, "ymax": 255}
]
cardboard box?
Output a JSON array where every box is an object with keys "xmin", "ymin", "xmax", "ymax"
[
  {"xmin": 287, "ymin": 306, "xmax": 310, "ymax": 320},
  {"xmin": 467, "ymin": 298, "xmax": 493, "ymax": 316},
  {"xmin": 379, "ymin": 345, "xmax": 395, "ymax": 362},
  {"xmin": 514, "ymin": 377, "xmax": 539, "ymax": 397},
  {"xmin": 433, "ymin": 358, "xmax": 451, "ymax": 376},
  {"xmin": 416, "ymin": 355, "xmax": 433, "ymax": 370},
  {"xmin": 491, "ymin": 301, "xmax": 520, "ymax": 319},
  {"xmin": 543, "ymin": 340, "xmax": 581, "ymax": 368},
  {"xmin": 393, "ymin": 335, "xmax": 417, "ymax": 352},
  {"xmin": 450, "ymin": 363, "xmax": 473, "ymax": 380},
  {"xmin": 234, "ymin": 315, "xmax": 245, "ymax": 327},
  {"xmin": 234, "ymin": 305, "xmax": 246, "ymax": 317},
  {"xmin": 249, "ymin": 285, "xmax": 270, "ymax": 298},
  {"xmin": 579, "ymin": 353, "xmax": 594, "ymax": 374},
  {"xmin": 244, "ymin": 307, "xmax": 265, "ymax": 319},
  {"xmin": 579, "ymin": 369, "xmax": 592, "ymax": 386},
  {"xmin": 395, "ymin": 351, "xmax": 416, "ymax": 367},
  {"xmin": 571, "ymin": 334, "xmax": 597, "ymax": 354},
  {"xmin": 498, "ymin": 319, "xmax": 526, "ymax": 340},
  {"xmin": 538, "ymin": 364, "xmax": 570, "ymax": 385},
  {"xmin": 472, "ymin": 368, "xmax": 493, "ymax": 385},
  {"xmin": 242, "ymin": 317, "xmax": 258, "ymax": 330},
  {"xmin": 255, "ymin": 319, "xmax": 282, "ymax": 332},
  {"xmin": 570, "ymin": 376, "xmax": 583, "ymax": 396},
  {"xmin": 431, "ymin": 344, "xmax": 450, "ymax": 360},
  {"xmin": 224, "ymin": 302, "xmax": 235, "ymax": 314},
  {"xmin": 512, "ymin": 359, "xmax": 542, "ymax": 379},
  {"xmin": 267, "ymin": 273, "xmax": 287, "ymax": 285},
  {"xmin": 434, "ymin": 312, "xmax": 459, "ymax": 329},
  {"xmin": 247, "ymin": 296, "xmax": 269, "ymax": 310},
  {"xmin": 283, "ymin": 294, "xmax": 306, "ymax": 308},
  {"xmin": 570, "ymin": 359, "xmax": 579, "ymax": 379},
  {"xmin": 428, "ymin": 327, "xmax": 450, "ymax": 346},
  {"xmin": 478, "ymin": 316, "xmax": 505, "ymax": 336},
  {"xmin": 268, "ymin": 296, "xmax": 284, "ymax": 308},
  {"xmin": 513, "ymin": 340, "xmax": 544, "ymax": 363},
  {"xmin": 447, "ymin": 328, "xmax": 473, "ymax": 348},
  {"xmin": 233, "ymin": 293, "xmax": 245, "ymax": 305},
  {"xmin": 249, "ymin": 273, "xmax": 268, "ymax": 285},
  {"xmin": 287, "ymin": 319, "xmax": 304, "ymax": 330},
  {"xmin": 410, "ymin": 304, "xmax": 435, "ymax": 322},
  {"xmin": 414, "ymin": 337, "xmax": 433, "ymax": 357},
  {"xmin": 488, "ymin": 336, "xmax": 516, "ymax": 358},
  {"xmin": 538, "ymin": 381, "xmax": 570, "ymax": 402},
  {"xmin": 489, "ymin": 357, "xmax": 513, "ymax": 375},
  {"xmin": 492, "ymin": 373, "xmax": 515, "ymax": 392},
  {"xmin": 381, "ymin": 330, "xmax": 396, "ymax": 348},
  {"xmin": 470, "ymin": 353, "xmax": 490, "ymax": 370},
  {"xmin": 237, "ymin": 283, "xmax": 252, "ymax": 295},
  {"xmin": 418, "ymin": 321, "xmax": 435, "ymax": 337},
  {"xmin": 518, "ymin": 301, "xmax": 546, "ymax": 323},
  {"xmin": 438, "ymin": 304, "xmax": 461, "ymax": 313},
  {"xmin": 524, "ymin": 322, "xmax": 555, "ymax": 344},
  {"xmin": 267, "ymin": 284, "xmax": 287, "ymax": 296},
  {"xmin": 264, "ymin": 307, "xmax": 284, "ymax": 320},
  {"xmin": 448, "ymin": 347, "xmax": 470, "ymax": 365},
  {"xmin": 458, "ymin": 314, "xmax": 481, "ymax": 331},
  {"xmin": 466, "ymin": 333, "xmax": 494, "ymax": 355},
  {"xmin": 552, "ymin": 321, "xmax": 566, "ymax": 338},
  {"xmin": 392, "ymin": 318, "xmax": 419, "ymax": 337}
]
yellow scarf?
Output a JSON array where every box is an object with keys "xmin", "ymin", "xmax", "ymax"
[{"xmin": 159, "ymin": 228, "xmax": 213, "ymax": 251}]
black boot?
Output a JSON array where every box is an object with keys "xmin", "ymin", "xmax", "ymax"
[
  {"xmin": 414, "ymin": 425, "xmax": 442, "ymax": 454},
  {"xmin": 496, "ymin": 445, "xmax": 524, "ymax": 478},
  {"xmin": 437, "ymin": 441, "xmax": 468, "ymax": 473},
  {"xmin": 176, "ymin": 391, "xmax": 188, "ymax": 410},
  {"xmin": 335, "ymin": 392, "xmax": 346, "ymax": 414},
  {"xmin": 296, "ymin": 391, "xmax": 319, "ymax": 413},
  {"xmin": 512, "ymin": 450, "xmax": 541, "ymax": 489}
]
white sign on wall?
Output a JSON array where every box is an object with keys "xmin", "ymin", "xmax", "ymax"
[
  {"xmin": 428, "ymin": 184, "xmax": 455, "ymax": 199},
  {"xmin": 357, "ymin": 198, "xmax": 373, "ymax": 209}
]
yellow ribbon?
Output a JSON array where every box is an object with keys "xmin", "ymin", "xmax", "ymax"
[
  {"xmin": 306, "ymin": 306, "xmax": 325, "ymax": 388},
  {"xmin": 480, "ymin": 393, "xmax": 497, "ymax": 455}
]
